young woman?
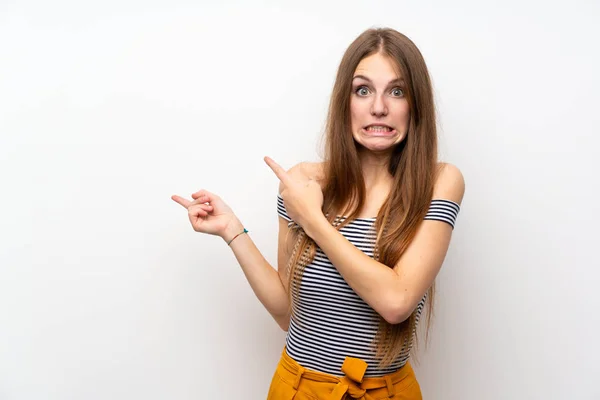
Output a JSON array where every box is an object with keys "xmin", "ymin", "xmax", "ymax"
[{"xmin": 172, "ymin": 27, "xmax": 465, "ymax": 399}]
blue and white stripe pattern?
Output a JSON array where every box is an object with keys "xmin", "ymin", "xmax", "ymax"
[{"xmin": 276, "ymin": 194, "xmax": 460, "ymax": 377}]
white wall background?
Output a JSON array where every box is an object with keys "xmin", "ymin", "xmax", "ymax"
[{"xmin": 1, "ymin": 1, "xmax": 599, "ymax": 399}]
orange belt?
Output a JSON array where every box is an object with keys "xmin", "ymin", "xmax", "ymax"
[{"xmin": 278, "ymin": 348, "xmax": 415, "ymax": 399}]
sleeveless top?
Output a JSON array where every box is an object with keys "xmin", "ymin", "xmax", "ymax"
[{"xmin": 277, "ymin": 194, "xmax": 461, "ymax": 377}]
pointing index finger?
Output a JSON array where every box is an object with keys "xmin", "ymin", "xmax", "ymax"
[
  {"xmin": 264, "ymin": 156, "xmax": 292, "ymax": 186},
  {"xmin": 171, "ymin": 195, "xmax": 191, "ymax": 208}
]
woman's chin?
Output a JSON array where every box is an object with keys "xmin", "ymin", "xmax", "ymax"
[{"xmin": 355, "ymin": 136, "xmax": 405, "ymax": 153}]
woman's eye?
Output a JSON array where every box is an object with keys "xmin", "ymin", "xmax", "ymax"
[
  {"xmin": 356, "ymin": 86, "xmax": 370, "ymax": 96},
  {"xmin": 355, "ymin": 86, "xmax": 404, "ymax": 97},
  {"xmin": 391, "ymin": 87, "xmax": 404, "ymax": 97}
]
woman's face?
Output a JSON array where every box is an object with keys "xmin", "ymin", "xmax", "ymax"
[{"xmin": 350, "ymin": 52, "xmax": 410, "ymax": 153}]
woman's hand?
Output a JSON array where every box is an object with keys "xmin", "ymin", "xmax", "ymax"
[
  {"xmin": 264, "ymin": 156, "xmax": 324, "ymax": 229},
  {"xmin": 171, "ymin": 189, "xmax": 239, "ymax": 240}
]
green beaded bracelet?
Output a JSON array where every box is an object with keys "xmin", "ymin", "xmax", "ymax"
[{"xmin": 227, "ymin": 228, "xmax": 248, "ymax": 245}]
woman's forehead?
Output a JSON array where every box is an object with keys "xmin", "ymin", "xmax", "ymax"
[{"xmin": 353, "ymin": 53, "xmax": 403, "ymax": 82}]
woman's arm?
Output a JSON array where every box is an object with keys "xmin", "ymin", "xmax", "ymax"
[
  {"xmin": 223, "ymin": 217, "xmax": 291, "ymax": 331},
  {"xmin": 301, "ymin": 164, "xmax": 465, "ymax": 325},
  {"xmin": 172, "ymin": 189, "xmax": 290, "ymax": 331}
]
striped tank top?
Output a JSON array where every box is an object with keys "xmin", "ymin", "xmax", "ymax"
[{"xmin": 276, "ymin": 194, "xmax": 460, "ymax": 377}]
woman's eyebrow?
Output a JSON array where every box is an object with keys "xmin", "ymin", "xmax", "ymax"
[{"xmin": 352, "ymin": 75, "xmax": 405, "ymax": 85}]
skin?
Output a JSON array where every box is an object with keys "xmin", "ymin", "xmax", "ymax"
[
  {"xmin": 350, "ymin": 52, "xmax": 411, "ymax": 210},
  {"xmin": 351, "ymin": 53, "xmax": 410, "ymax": 153},
  {"xmin": 171, "ymin": 51, "xmax": 465, "ymax": 329}
]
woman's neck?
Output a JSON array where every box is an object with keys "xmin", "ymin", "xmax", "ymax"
[{"xmin": 358, "ymin": 151, "xmax": 394, "ymax": 191}]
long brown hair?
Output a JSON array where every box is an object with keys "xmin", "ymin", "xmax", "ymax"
[{"xmin": 285, "ymin": 27, "xmax": 440, "ymax": 368}]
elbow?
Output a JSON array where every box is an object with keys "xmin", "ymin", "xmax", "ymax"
[
  {"xmin": 277, "ymin": 321, "xmax": 289, "ymax": 332},
  {"xmin": 275, "ymin": 313, "xmax": 290, "ymax": 332},
  {"xmin": 380, "ymin": 294, "xmax": 412, "ymax": 325}
]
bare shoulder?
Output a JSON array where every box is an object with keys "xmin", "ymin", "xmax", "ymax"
[
  {"xmin": 433, "ymin": 162, "xmax": 465, "ymax": 205},
  {"xmin": 302, "ymin": 161, "xmax": 325, "ymax": 178},
  {"xmin": 302, "ymin": 162, "xmax": 326, "ymax": 190},
  {"xmin": 279, "ymin": 161, "xmax": 326, "ymax": 192},
  {"xmin": 289, "ymin": 161, "xmax": 325, "ymax": 181}
]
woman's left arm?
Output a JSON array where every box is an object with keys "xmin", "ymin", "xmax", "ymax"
[{"xmin": 302, "ymin": 164, "xmax": 465, "ymax": 325}]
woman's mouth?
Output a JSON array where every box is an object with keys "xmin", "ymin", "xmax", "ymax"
[{"xmin": 363, "ymin": 125, "xmax": 396, "ymax": 136}]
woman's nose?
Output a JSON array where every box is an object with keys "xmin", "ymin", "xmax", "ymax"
[{"xmin": 370, "ymin": 94, "xmax": 388, "ymax": 116}]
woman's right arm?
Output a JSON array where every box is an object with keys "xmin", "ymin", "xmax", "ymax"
[
  {"xmin": 223, "ymin": 216, "xmax": 291, "ymax": 331},
  {"xmin": 171, "ymin": 189, "xmax": 291, "ymax": 331},
  {"xmin": 227, "ymin": 162, "xmax": 314, "ymax": 331}
]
